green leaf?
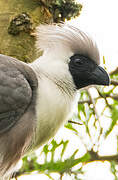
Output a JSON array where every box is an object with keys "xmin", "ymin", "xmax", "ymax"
[
  {"xmin": 65, "ymin": 123, "xmax": 78, "ymax": 133},
  {"xmin": 110, "ymin": 161, "xmax": 117, "ymax": 180},
  {"xmin": 61, "ymin": 140, "xmax": 69, "ymax": 158},
  {"xmin": 103, "ymin": 56, "xmax": 106, "ymax": 65},
  {"xmin": 105, "ymin": 101, "xmax": 118, "ymax": 137},
  {"xmin": 43, "ymin": 144, "xmax": 49, "ymax": 154},
  {"xmin": 70, "ymin": 149, "xmax": 79, "ymax": 159}
]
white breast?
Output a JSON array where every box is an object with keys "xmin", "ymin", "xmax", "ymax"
[
  {"xmin": 30, "ymin": 56, "xmax": 76, "ymax": 148},
  {"xmin": 34, "ymin": 76, "xmax": 76, "ymax": 148}
]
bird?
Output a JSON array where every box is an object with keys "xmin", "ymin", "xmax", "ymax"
[{"xmin": 0, "ymin": 23, "xmax": 110, "ymax": 179}]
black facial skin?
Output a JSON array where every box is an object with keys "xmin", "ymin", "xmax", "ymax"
[{"xmin": 69, "ymin": 54, "xmax": 110, "ymax": 89}]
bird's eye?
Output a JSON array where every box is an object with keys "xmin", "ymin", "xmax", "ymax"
[{"xmin": 74, "ymin": 59, "xmax": 83, "ymax": 65}]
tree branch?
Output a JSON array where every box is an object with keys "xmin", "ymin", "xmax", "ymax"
[{"xmin": 88, "ymin": 150, "xmax": 118, "ymax": 163}]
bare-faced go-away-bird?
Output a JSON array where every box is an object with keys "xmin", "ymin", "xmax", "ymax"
[{"xmin": 0, "ymin": 24, "xmax": 110, "ymax": 179}]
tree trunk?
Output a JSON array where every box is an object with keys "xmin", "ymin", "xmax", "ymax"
[{"xmin": 0, "ymin": 0, "xmax": 52, "ymax": 62}]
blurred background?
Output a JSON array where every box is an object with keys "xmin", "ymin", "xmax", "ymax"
[{"xmin": 0, "ymin": 0, "xmax": 118, "ymax": 179}]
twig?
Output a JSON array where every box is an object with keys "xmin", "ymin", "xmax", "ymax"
[
  {"xmin": 109, "ymin": 67, "xmax": 118, "ymax": 75},
  {"xmin": 96, "ymin": 87, "xmax": 112, "ymax": 109},
  {"xmin": 68, "ymin": 120, "xmax": 83, "ymax": 125},
  {"xmin": 111, "ymin": 80, "xmax": 118, "ymax": 86},
  {"xmin": 78, "ymin": 100, "xmax": 92, "ymax": 105},
  {"xmin": 60, "ymin": 173, "xmax": 64, "ymax": 180},
  {"xmin": 87, "ymin": 89, "xmax": 99, "ymax": 120}
]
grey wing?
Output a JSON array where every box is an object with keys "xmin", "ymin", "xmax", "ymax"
[{"xmin": 0, "ymin": 54, "xmax": 38, "ymax": 134}]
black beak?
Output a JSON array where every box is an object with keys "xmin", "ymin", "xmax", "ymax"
[{"xmin": 90, "ymin": 66, "xmax": 110, "ymax": 86}]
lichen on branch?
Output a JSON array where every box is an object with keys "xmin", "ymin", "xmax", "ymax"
[{"xmin": 8, "ymin": 13, "xmax": 33, "ymax": 35}]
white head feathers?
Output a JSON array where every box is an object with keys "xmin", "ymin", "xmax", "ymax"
[{"xmin": 35, "ymin": 23, "xmax": 100, "ymax": 65}]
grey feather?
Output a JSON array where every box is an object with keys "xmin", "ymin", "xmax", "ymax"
[{"xmin": 0, "ymin": 54, "xmax": 38, "ymax": 178}]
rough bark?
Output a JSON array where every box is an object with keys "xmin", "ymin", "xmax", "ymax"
[{"xmin": 0, "ymin": 0, "xmax": 52, "ymax": 62}]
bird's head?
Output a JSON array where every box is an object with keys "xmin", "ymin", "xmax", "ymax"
[{"xmin": 35, "ymin": 23, "xmax": 110, "ymax": 89}]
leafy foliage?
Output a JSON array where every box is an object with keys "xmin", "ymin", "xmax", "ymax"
[
  {"xmin": 16, "ymin": 140, "xmax": 90, "ymax": 179},
  {"xmin": 39, "ymin": 0, "xmax": 82, "ymax": 22}
]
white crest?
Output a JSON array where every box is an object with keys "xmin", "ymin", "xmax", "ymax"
[{"xmin": 35, "ymin": 23, "xmax": 100, "ymax": 64}]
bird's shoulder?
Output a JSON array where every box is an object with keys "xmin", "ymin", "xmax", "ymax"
[{"xmin": 0, "ymin": 54, "xmax": 38, "ymax": 134}]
